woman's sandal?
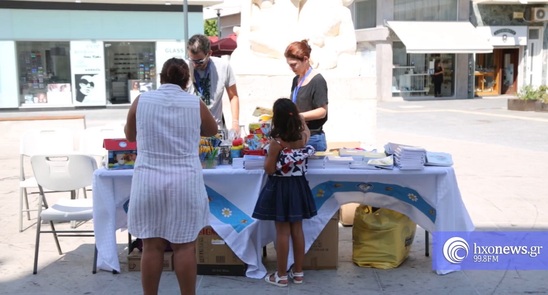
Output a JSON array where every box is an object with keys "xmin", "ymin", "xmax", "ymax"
[
  {"xmin": 289, "ymin": 270, "xmax": 304, "ymax": 284},
  {"xmin": 264, "ymin": 271, "xmax": 288, "ymax": 287}
]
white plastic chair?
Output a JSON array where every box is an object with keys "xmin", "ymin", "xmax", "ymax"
[
  {"xmin": 30, "ymin": 154, "xmax": 98, "ymax": 274},
  {"xmin": 19, "ymin": 128, "xmax": 77, "ymax": 232},
  {"xmin": 79, "ymin": 125, "xmax": 125, "ymax": 168}
]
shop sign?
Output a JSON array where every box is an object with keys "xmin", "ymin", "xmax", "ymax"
[
  {"xmin": 479, "ymin": 26, "xmax": 527, "ymax": 47},
  {"xmin": 156, "ymin": 41, "xmax": 186, "ymax": 87},
  {"xmin": 70, "ymin": 41, "xmax": 106, "ymax": 106}
]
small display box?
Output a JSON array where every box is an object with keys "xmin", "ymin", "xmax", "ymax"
[{"xmin": 103, "ymin": 138, "xmax": 137, "ymax": 169}]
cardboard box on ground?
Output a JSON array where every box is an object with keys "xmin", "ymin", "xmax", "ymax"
[
  {"xmin": 127, "ymin": 250, "xmax": 174, "ymax": 272},
  {"xmin": 196, "ymin": 226, "xmax": 247, "ymax": 276},
  {"xmin": 303, "ymin": 213, "xmax": 339, "ymax": 270},
  {"xmin": 339, "ymin": 202, "xmax": 361, "ymax": 226}
]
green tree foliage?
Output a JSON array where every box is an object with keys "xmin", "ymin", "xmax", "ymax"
[{"xmin": 204, "ymin": 19, "xmax": 218, "ymax": 37}]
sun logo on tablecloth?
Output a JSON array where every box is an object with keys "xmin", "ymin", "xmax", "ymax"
[
  {"xmin": 408, "ymin": 193, "xmax": 418, "ymax": 202},
  {"xmin": 357, "ymin": 183, "xmax": 372, "ymax": 192},
  {"xmin": 316, "ymin": 189, "xmax": 325, "ymax": 198},
  {"xmin": 221, "ymin": 208, "xmax": 232, "ymax": 218}
]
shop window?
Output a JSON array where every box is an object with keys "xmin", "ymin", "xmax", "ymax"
[
  {"xmin": 104, "ymin": 42, "xmax": 156, "ymax": 104},
  {"xmin": 394, "ymin": 0, "xmax": 457, "ymax": 21},
  {"xmin": 474, "ymin": 53, "xmax": 499, "ymax": 96},
  {"xmin": 353, "ymin": 0, "xmax": 377, "ymax": 29},
  {"xmin": 17, "ymin": 41, "xmax": 72, "ymax": 106},
  {"xmin": 392, "ymin": 42, "xmax": 454, "ymax": 98}
]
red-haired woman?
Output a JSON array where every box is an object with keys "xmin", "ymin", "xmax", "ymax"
[{"xmin": 284, "ymin": 40, "xmax": 329, "ymax": 151}]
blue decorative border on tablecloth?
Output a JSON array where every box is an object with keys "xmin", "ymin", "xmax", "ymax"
[
  {"xmin": 310, "ymin": 181, "xmax": 436, "ymax": 223},
  {"xmin": 205, "ymin": 185, "xmax": 254, "ymax": 233}
]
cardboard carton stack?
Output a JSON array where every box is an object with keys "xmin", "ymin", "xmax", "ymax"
[
  {"xmin": 127, "ymin": 249, "xmax": 173, "ymax": 272},
  {"xmin": 303, "ymin": 213, "xmax": 339, "ymax": 270},
  {"xmin": 196, "ymin": 226, "xmax": 247, "ymax": 276},
  {"xmin": 339, "ymin": 202, "xmax": 361, "ymax": 226}
]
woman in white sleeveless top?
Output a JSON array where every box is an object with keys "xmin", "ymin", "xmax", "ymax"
[{"xmin": 125, "ymin": 58, "xmax": 217, "ymax": 295}]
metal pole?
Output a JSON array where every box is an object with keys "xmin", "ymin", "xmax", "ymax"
[
  {"xmin": 216, "ymin": 9, "xmax": 222, "ymax": 38},
  {"xmin": 183, "ymin": 0, "xmax": 189, "ymax": 58}
]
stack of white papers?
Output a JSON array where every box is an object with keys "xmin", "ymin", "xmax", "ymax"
[
  {"xmin": 349, "ymin": 155, "xmax": 394, "ymax": 170},
  {"xmin": 243, "ymin": 155, "xmax": 265, "ymax": 170},
  {"xmin": 368, "ymin": 155, "xmax": 394, "ymax": 169},
  {"xmin": 307, "ymin": 158, "xmax": 325, "ymax": 169},
  {"xmin": 231, "ymin": 157, "xmax": 244, "ymax": 169},
  {"xmin": 324, "ymin": 156, "xmax": 353, "ymax": 168},
  {"xmin": 394, "ymin": 145, "xmax": 426, "ymax": 170},
  {"xmin": 425, "ymin": 151, "xmax": 453, "ymax": 166}
]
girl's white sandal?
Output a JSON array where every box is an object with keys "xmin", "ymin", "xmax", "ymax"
[
  {"xmin": 265, "ymin": 271, "xmax": 288, "ymax": 287},
  {"xmin": 289, "ymin": 270, "xmax": 304, "ymax": 284}
]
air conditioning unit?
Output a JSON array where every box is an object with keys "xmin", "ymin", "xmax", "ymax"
[{"xmin": 531, "ymin": 7, "xmax": 548, "ymax": 22}]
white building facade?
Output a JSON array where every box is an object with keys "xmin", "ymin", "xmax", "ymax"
[
  {"xmin": 355, "ymin": 0, "xmax": 548, "ymax": 100},
  {"xmin": 0, "ymin": 0, "xmax": 220, "ymax": 109}
]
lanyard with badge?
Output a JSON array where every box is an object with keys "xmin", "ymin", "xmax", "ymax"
[
  {"xmin": 292, "ymin": 67, "xmax": 313, "ymax": 103},
  {"xmin": 194, "ymin": 62, "xmax": 211, "ymax": 105}
]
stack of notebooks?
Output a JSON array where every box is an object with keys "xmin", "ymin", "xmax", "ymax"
[
  {"xmin": 385, "ymin": 142, "xmax": 426, "ymax": 170},
  {"xmin": 307, "ymin": 158, "xmax": 325, "ymax": 169},
  {"xmin": 324, "ymin": 156, "xmax": 353, "ymax": 168},
  {"xmin": 425, "ymin": 151, "xmax": 453, "ymax": 166},
  {"xmin": 243, "ymin": 155, "xmax": 265, "ymax": 170}
]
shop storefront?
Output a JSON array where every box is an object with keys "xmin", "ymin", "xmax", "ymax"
[
  {"xmin": 0, "ymin": 1, "xmax": 207, "ymax": 109},
  {"xmin": 474, "ymin": 26, "xmax": 528, "ymax": 96},
  {"xmin": 387, "ymin": 21, "xmax": 493, "ymax": 99}
]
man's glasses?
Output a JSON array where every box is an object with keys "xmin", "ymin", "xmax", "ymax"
[
  {"xmin": 81, "ymin": 80, "xmax": 95, "ymax": 87},
  {"xmin": 191, "ymin": 55, "xmax": 209, "ymax": 65}
]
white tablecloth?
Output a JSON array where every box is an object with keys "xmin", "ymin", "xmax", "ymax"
[{"xmin": 92, "ymin": 166, "xmax": 474, "ymax": 278}]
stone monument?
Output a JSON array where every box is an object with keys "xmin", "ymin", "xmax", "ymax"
[{"xmin": 230, "ymin": 0, "xmax": 376, "ymax": 146}]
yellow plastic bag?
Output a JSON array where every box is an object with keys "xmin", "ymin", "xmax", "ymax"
[{"xmin": 352, "ymin": 205, "xmax": 416, "ymax": 269}]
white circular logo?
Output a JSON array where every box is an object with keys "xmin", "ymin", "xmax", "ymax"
[
  {"xmin": 443, "ymin": 236, "xmax": 469, "ymax": 264},
  {"xmin": 119, "ymin": 141, "xmax": 127, "ymax": 148}
]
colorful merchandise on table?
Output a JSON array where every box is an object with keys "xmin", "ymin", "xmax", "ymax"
[
  {"xmin": 230, "ymin": 137, "xmax": 244, "ymax": 158},
  {"xmin": 199, "ymin": 135, "xmax": 221, "ymax": 169},
  {"xmin": 248, "ymin": 122, "xmax": 271, "ymax": 137},
  {"xmin": 103, "ymin": 138, "xmax": 137, "ymax": 169}
]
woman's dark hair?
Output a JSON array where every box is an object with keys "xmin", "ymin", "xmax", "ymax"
[
  {"xmin": 160, "ymin": 58, "xmax": 190, "ymax": 89},
  {"xmin": 270, "ymin": 98, "xmax": 303, "ymax": 142},
  {"xmin": 284, "ymin": 39, "xmax": 312, "ymax": 61}
]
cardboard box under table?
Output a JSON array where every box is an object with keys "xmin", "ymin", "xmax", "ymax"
[
  {"xmin": 196, "ymin": 226, "xmax": 247, "ymax": 276},
  {"xmin": 127, "ymin": 249, "xmax": 173, "ymax": 272},
  {"xmin": 103, "ymin": 138, "xmax": 137, "ymax": 169},
  {"xmin": 303, "ymin": 214, "xmax": 339, "ymax": 270},
  {"xmin": 339, "ymin": 202, "xmax": 361, "ymax": 226}
]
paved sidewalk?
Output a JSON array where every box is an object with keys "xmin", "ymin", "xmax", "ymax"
[{"xmin": 1, "ymin": 97, "xmax": 547, "ymax": 294}]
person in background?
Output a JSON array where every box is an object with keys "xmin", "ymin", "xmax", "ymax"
[
  {"xmin": 124, "ymin": 57, "xmax": 217, "ymax": 295},
  {"xmin": 187, "ymin": 34, "xmax": 241, "ymax": 136},
  {"xmin": 252, "ymin": 98, "xmax": 317, "ymax": 287},
  {"xmin": 432, "ymin": 60, "xmax": 444, "ymax": 97},
  {"xmin": 284, "ymin": 40, "xmax": 328, "ymax": 151}
]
